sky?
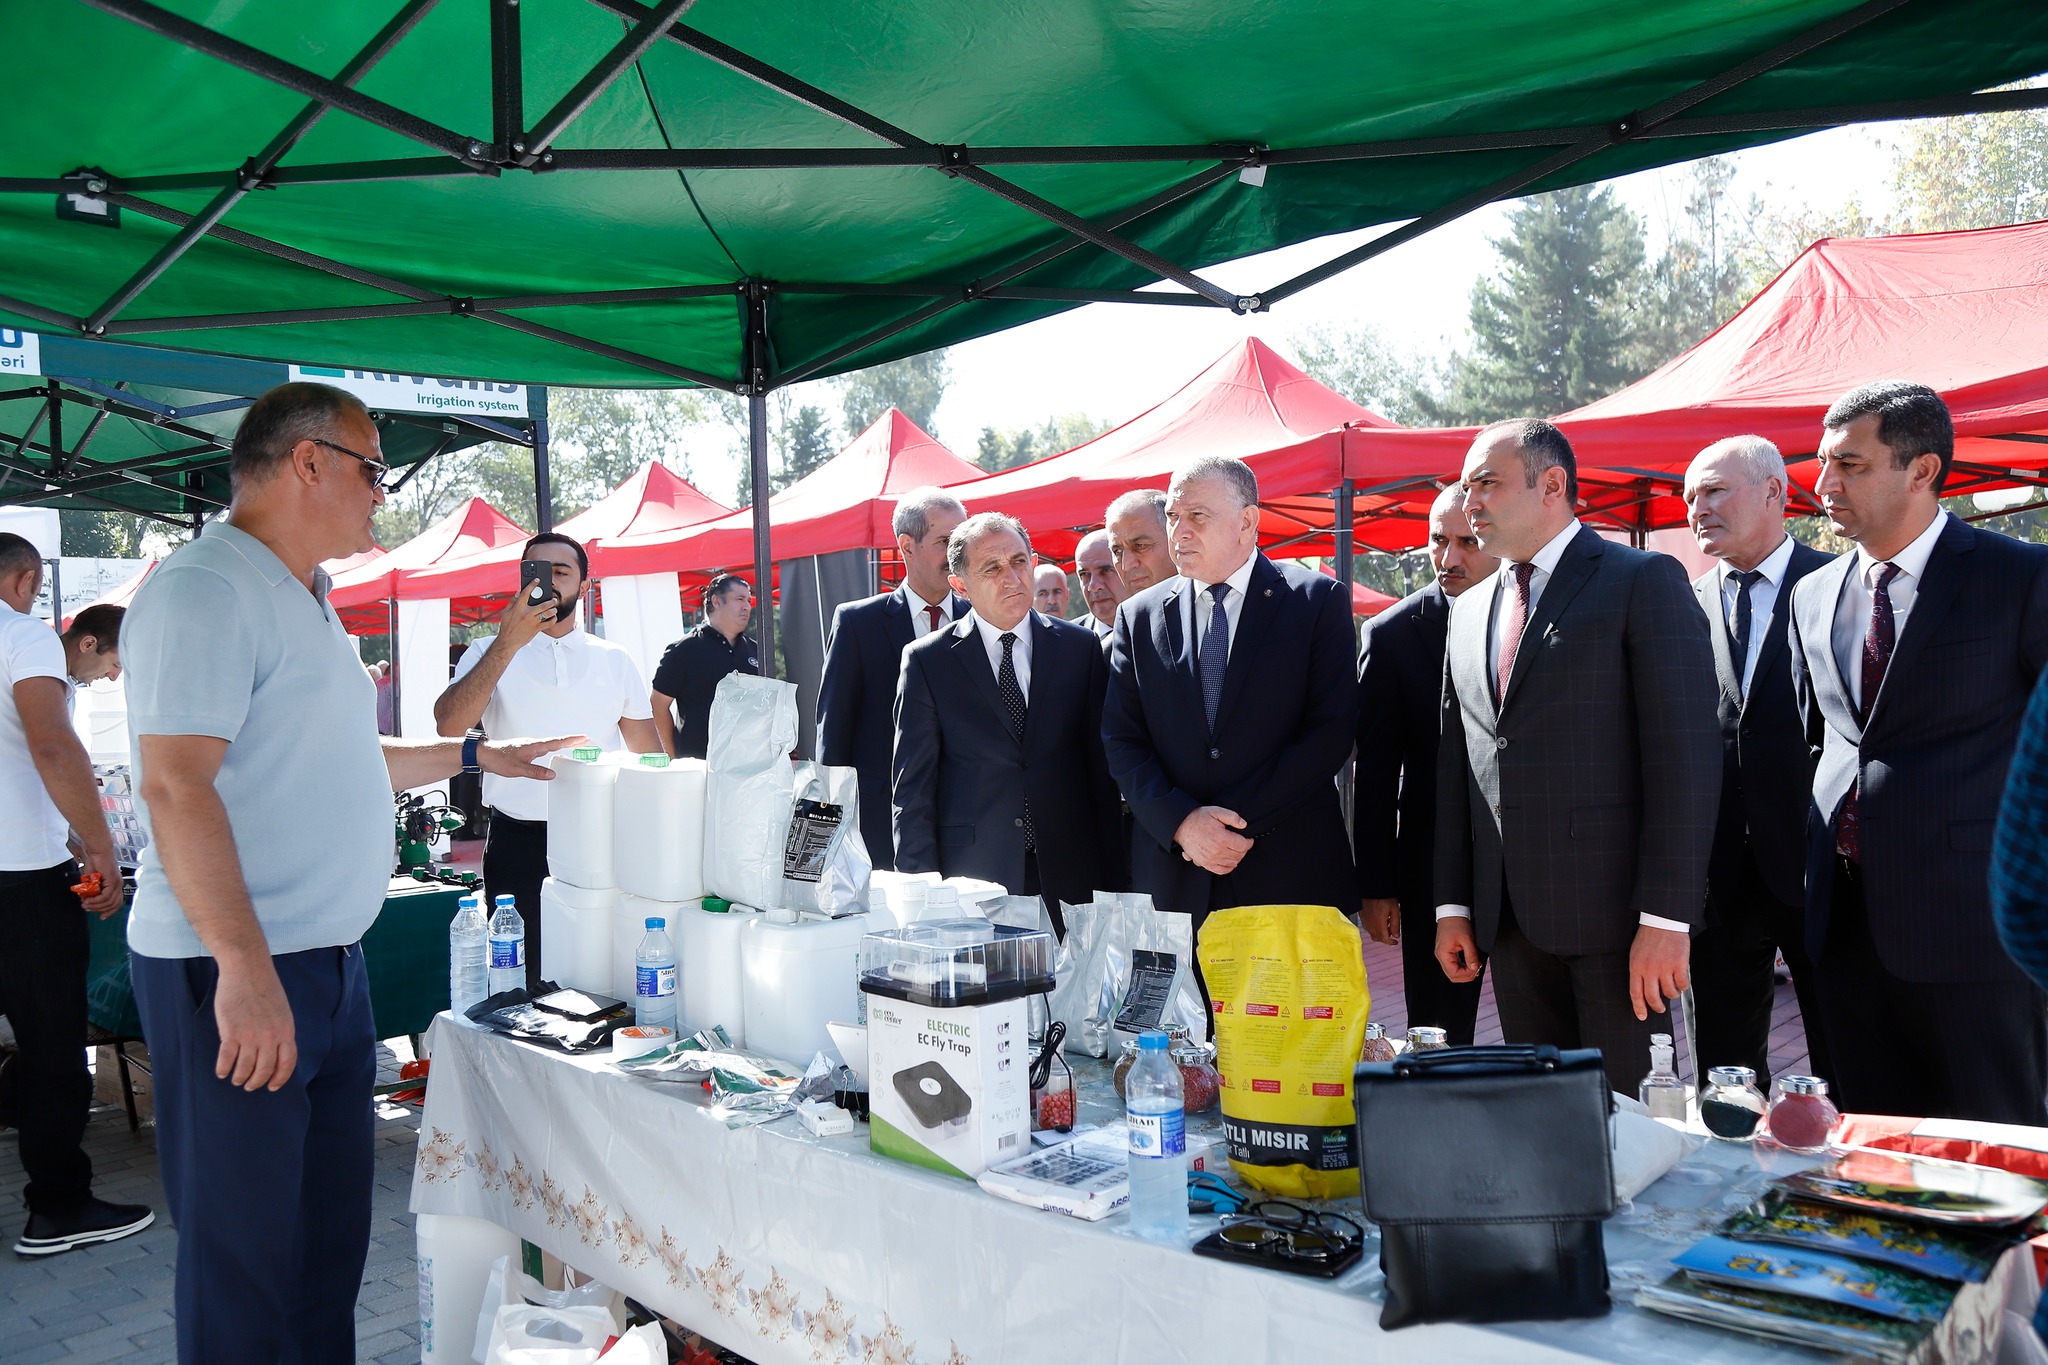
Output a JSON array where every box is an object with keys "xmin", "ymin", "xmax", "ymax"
[{"xmin": 650, "ymin": 123, "xmax": 1904, "ymax": 507}]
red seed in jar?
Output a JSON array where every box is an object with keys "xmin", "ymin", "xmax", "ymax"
[{"xmin": 1035, "ymin": 1087, "xmax": 1075, "ymax": 1129}]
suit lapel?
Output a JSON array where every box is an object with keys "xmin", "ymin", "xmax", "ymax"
[
  {"xmin": 1213, "ymin": 556, "xmax": 1281, "ymax": 733},
  {"xmin": 1866, "ymin": 517, "xmax": 1973, "ymax": 732},
  {"xmin": 1809, "ymin": 553, "xmax": 1863, "ymax": 738},
  {"xmin": 947, "ymin": 614, "xmax": 1011, "ymax": 736},
  {"xmin": 1021, "ymin": 613, "xmax": 1054, "ymax": 748},
  {"xmin": 1155, "ymin": 578, "xmax": 1203, "ymax": 717},
  {"xmin": 1744, "ymin": 543, "xmax": 1816, "ymax": 716},
  {"xmin": 1500, "ymin": 527, "xmax": 1602, "ymax": 714},
  {"xmin": 885, "ymin": 586, "xmax": 915, "ymax": 653},
  {"xmin": 1449, "ymin": 581, "xmax": 1493, "ymax": 723},
  {"xmin": 1697, "ymin": 571, "xmax": 1743, "ymax": 710}
]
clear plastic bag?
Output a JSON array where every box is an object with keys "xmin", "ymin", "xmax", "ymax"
[
  {"xmin": 471, "ymin": 1255, "xmax": 621, "ymax": 1365},
  {"xmin": 1048, "ymin": 892, "xmax": 1207, "ymax": 1057},
  {"xmin": 782, "ymin": 761, "xmax": 870, "ymax": 916}
]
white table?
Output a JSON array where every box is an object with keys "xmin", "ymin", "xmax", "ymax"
[{"xmin": 411, "ymin": 1016, "xmax": 2029, "ymax": 1364}]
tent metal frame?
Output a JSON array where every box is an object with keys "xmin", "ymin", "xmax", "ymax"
[{"xmin": 11, "ymin": 0, "xmax": 2044, "ymax": 662}]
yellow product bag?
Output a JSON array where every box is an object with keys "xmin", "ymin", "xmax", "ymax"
[{"xmin": 1197, "ymin": 905, "xmax": 1369, "ymax": 1199}]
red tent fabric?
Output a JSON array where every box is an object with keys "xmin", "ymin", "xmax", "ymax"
[
  {"xmin": 959, "ymin": 338, "xmax": 1394, "ymax": 559},
  {"xmin": 327, "ymin": 496, "xmax": 529, "ymax": 614},
  {"xmin": 63, "ymin": 558, "xmax": 158, "ymax": 630},
  {"xmin": 1318, "ymin": 562, "xmax": 1398, "ymax": 617},
  {"xmin": 1339, "ymin": 219, "xmax": 2048, "ymax": 543},
  {"xmin": 399, "ymin": 461, "xmax": 730, "ymax": 601},
  {"xmin": 599, "ymin": 409, "xmax": 985, "ymax": 575}
]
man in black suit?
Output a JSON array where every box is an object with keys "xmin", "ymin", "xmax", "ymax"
[
  {"xmin": 1788, "ymin": 381, "xmax": 2048, "ymax": 1124},
  {"xmin": 893, "ymin": 514, "xmax": 1119, "ymax": 915},
  {"xmin": 1436, "ymin": 420, "xmax": 1720, "ymax": 1095},
  {"xmin": 1683, "ymin": 436, "xmax": 1834, "ymax": 1087},
  {"xmin": 1355, "ymin": 485, "xmax": 1498, "ymax": 1044},
  {"xmin": 1102, "ymin": 455, "xmax": 1356, "ymax": 927},
  {"xmin": 816, "ymin": 487, "xmax": 967, "ymax": 870}
]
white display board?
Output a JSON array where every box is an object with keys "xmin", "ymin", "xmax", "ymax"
[
  {"xmin": 597, "ymin": 573, "xmax": 685, "ymax": 691},
  {"xmin": 396, "ymin": 596, "xmax": 451, "ymax": 740}
]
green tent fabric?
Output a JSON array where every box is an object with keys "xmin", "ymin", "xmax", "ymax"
[
  {"xmin": 3, "ymin": 0, "xmax": 2047, "ymax": 393},
  {"xmin": 0, "ymin": 327, "xmax": 544, "ymax": 520}
]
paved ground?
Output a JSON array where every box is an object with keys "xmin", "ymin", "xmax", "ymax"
[{"xmin": 1, "ymin": 933, "xmax": 1815, "ymax": 1363}]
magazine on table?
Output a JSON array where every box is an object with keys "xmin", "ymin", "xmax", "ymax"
[
  {"xmin": 1774, "ymin": 1148, "xmax": 2048, "ymax": 1228},
  {"xmin": 1636, "ymin": 1272, "xmax": 1932, "ymax": 1363},
  {"xmin": 1723, "ymin": 1192, "xmax": 2009, "ymax": 1284},
  {"xmin": 1672, "ymin": 1235, "xmax": 1957, "ymax": 1324}
]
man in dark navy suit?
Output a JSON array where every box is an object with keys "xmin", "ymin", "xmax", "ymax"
[
  {"xmin": 1788, "ymin": 382, "xmax": 2048, "ymax": 1123},
  {"xmin": 893, "ymin": 514, "xmax": 1119, "ymax": 915},
  {"xmin": 1103, "ymin": 456, "xmax": 1357, "ymax": 926},
  {"xmin": 1355, "ymin": 485, "xmax": 1498, "ymax": 1044},
  {"xmin": 1683, "ymin": 436, "xmax": 1833, "ymax": 1086},
  {"xmin": 816, "ymin": 487, "xmax": 967, "ymax": 871}
]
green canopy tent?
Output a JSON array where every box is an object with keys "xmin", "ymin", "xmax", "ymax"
[
  {"xmin": 5, "ymin": 0, "xmax": 2048, "ymax": 665},
  {"xmin": 0, "ymin": 326, "xmax": 548, "ymax": 530}
]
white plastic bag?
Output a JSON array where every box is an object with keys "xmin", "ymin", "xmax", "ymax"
[
  {"xmin": 783, "ymin": 760, "xmax": 870, "ymax": 915},
  {"xmin": 471, "ymin": 1256, "xmax": 621, "ymax": 1365},
  {"xmin": 705, "ymin": 674, "xmax": 800, "ymax": 908},
  {"xmin": 595, "ymin": 1323, "xmax": 667, "ymax": 1364},
  {"xmin": 483, "ymin": 1304, "xmax": 614, "ymax": 1365}
]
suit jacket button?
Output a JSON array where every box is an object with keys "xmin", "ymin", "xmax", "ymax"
[
  {"xmin": 1013, "ymin": 818, "xmax": 1024, "ymax": 828},
  {"xmin": 1740, "ymin": 724, "xmax": 1753, "ymax": 737},
  {"xmin": 1208, "ymin": 747, "xmax": 1220, "ymax": 760},
  {"xmin": 1495, "ymin": 736, "xmax": 1508, "ymax": 750}
]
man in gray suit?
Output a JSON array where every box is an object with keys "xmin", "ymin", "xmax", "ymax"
[
  {"xmin": 1684, "ymin": 436, "xmax": 1833, "ymax": 1086},
  {"xmin": 1436, "ymin": 419, "xmax": 1721, "ymax": 1094},
  {"xmin": 1788, "ymin": 381, "xmax": 2048, "ymax": 1123}
]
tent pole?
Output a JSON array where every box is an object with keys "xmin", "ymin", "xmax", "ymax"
[
  {"xmin": 532, "ymin": 415, "xmax": 553, "ymax": 532},
  {"xmin": 388, "ymin": 596, "xmax": 401, "ymax": 736},
  {"xmin": 744, "ymin": 281, "xmax": 774, "ymax": 677},
  {"xmin": 1335, "ymin": 478, "xmax": 1354, "ymax": 589}
]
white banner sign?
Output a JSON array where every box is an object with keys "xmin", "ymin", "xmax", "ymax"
[
  {"xmin": 0, "ymin": 327, "xmax": 41, "ymax": 376},
  {"xmin": 288, "ymin": 364, "xmax": 528, "ymax": 418}
]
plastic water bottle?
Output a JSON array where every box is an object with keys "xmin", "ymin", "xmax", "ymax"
[
  {"xmin": 486, "ymin": 895, "xmax": 526, "ymax": 997},
  {"xmin": 448, "ymin": 895, "xmax": 488, "ymax": 1016},
  {"xmin": 634, "ymin": 917, "xmax": 677, "ymax": 1031},
  {"xmin": 1125, "ymin": 1029, "xmax": 1188, "ymax": 1244}
]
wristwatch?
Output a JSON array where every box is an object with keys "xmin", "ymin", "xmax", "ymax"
[{"xmin": 461, "ymin": 727, "xmax": 485, "ymax": 775}]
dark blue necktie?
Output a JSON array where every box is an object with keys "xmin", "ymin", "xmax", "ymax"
[{"xmin": 1199, "ymin": 583, "xmax": 1230, "ymax": 729}]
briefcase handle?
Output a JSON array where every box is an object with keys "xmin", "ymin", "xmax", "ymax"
[{"xmin": 1389, "ymin": 1043, "xmax": 1564, "ymax": 1078}]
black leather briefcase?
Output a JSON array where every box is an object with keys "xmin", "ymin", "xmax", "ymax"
[{"xmin": 1355, "ymin": 1044, "xmax": 1615, "ymax": 1329}]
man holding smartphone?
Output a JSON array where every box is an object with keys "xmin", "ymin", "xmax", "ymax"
[{"xmin": 434, "ymin": 533, "xmax": 658, "ymax": 985}]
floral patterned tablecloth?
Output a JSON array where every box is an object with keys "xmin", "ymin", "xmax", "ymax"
[{"xmin": 412, "ymin": 1015, "xmax": 2035, "ymax": 1365}]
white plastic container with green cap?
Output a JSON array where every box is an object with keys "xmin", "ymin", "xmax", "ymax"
[
  {"xmin": 544, "ymin": 748, "xmax": 622, "ymax": 891},
  {"xmin": 612, "ymin": 752, "xmax": 708, "ymax": 903}
]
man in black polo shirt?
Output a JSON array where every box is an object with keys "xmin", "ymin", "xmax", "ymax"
[{"xmin": 652, "ymin": 573, "xmax": 759, "ymax": 758}]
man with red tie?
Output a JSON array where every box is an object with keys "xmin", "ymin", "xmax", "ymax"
[{"xmin": 1789, "ymin": 382, "xmax": 2048, "ymax": 1123}]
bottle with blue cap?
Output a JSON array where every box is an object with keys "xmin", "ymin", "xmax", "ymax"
[
  {"xmin": 635, "ymin": 916, "xmax": 677, "ymax": 1030},
  {"xmin": 448, "ymin": 894, "xmax": 489, "ymax": 1015},
  {"xmin": 1125, "ymin": 1028, "xmax": 1188, "ymax": 1244},
  {"xmin": 486, "ymin": 894, "xmax": 526, "ymax": 997}
]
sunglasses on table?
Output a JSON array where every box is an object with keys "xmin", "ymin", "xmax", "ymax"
[
  {"xmin": 314, "ymin": 438, "xmax": 396, "ymax": 491},
  {"xmin": 1214, "ymin": 1201, "xmax": 1365, "ymax": 1263}
]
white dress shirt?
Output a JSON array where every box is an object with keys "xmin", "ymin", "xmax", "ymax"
[
  {"xmin": 907, "ymin": 584, "xmax": 951, "ymax": 639},
  {"xmin": 971, "ymin": 610, "xmax": 1034, "ymax": 701},
  {"xmin": 1716, "ymin": 532, "xmax": 1796, "ymax": 696},
  {"xmin": 1831, "ymin": 510, "xmax": 1947, "ymax": 709},
  {"xmin": 1187, "ymin": 553, "xmax": 1258, "ymax": 659},
  {"xmin": 1486, "ymin": 519, "xmax": 1582, "ymax": 684},
  {"xmin": 453, "ymin": 626, "xmax": 652, "ymax": 821},
  {"xmin": 1441, "ymin": 518, "xmax": 1686, "ymax": 935}
]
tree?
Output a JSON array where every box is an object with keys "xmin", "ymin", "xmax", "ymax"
[
  {"xmin": 839, "ymin": 349, "xmax": 951, "ymax": 438},
  {"xmin": 772, "ymin": 402, "xmax": 836, "ymax": 493},
  {"xmin": 973, "ymin": 413, "xmax": 1110, "ymax": 473},
  {"xmin": 1291, "ymin": 324, "xmax": 1446, "ymax": 426},
  {"xmin": 1633, "ymin": 158, "xmax": 1757, "ymax": 366},
  {"xmin": 1893, "ymin": 87, "xmax": 2048, "ymax": 232},
  {"xmin": 1437, "ymin": 184, "xmax": 1650, "ymax": 423},
  {"xmin": 59, "ymin": 508, "xmax": 151, "ymax": 558}
]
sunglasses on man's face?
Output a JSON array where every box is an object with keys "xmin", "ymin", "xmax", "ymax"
[{"xmin": 314, "ymin": 438, "xmax": 395, "ymax": 491}]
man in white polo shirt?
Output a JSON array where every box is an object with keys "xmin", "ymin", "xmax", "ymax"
[
  {"xmin": 123, "ymin": 382, "xmax": 575, "ymax": 1363},
  {"xmin": 435, "ymin": 532, "xmax": 657, "ymax": 987},
  {"xmin": 0, "ymin": 535, "xmax": 144, "ymax": 1259}
]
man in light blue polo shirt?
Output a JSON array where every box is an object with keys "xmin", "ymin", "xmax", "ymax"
[{"xmin": 122, "ymin": 382, "xmax": 578, "ymax": 1365}]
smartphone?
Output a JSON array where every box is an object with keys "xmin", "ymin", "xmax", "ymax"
[{"xmin": 519, "ymin": 559, "xmax": 553, "ymax": 607}]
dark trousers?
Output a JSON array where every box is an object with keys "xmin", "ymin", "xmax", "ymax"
[
  {"xmin": 1404, "ymin": 904, "xmax": 1485, "ymax": 1047},
  {"xmin": 132, "ymin": 944, "xmax": 375, "ymax": 1365},
  {"xmin": 1693, "ymin": 841, "xmax": 1831, "ymax": 1087},
  {"xmin": 483, "ymin": 811, "xmax": 548, "ymax": 992},
  {"xmin": 1489, "ymin": 900, "xmax": 1657, "ymax": 1097},
  {"xmin": 1815, "ymin": 859, "xmax": 2048, "ymax": 1124},
  {"xmin": 0, "ymin": 861, "xmax": 94, "ymax": 1217}
]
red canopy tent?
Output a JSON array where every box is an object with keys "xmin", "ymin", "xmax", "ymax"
[
  {"xmin": 327, "ymin": 496, "xmax": 529, "ymax": 631},
  {"xmin": 1338, "ymin": 219, "xmax": 2048, "ymax": 547},
  {"xmin": 398, "ymin": 461, "xmax": 731, "ymax": 608},
  {"xmin": 956, "ymin": 338, "xmax": 1396, "ymax": 560},
  {"xmin": 63, "ymin": 557, "xmax": 160, "ymax": 631},
  {"xmin": 600, "ymin": 409, "xmax": 986, "ymax": 576}
]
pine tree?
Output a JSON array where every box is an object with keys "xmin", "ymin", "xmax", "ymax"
[
  {"xmin": 770, "ymin": 404, "xmax": 835, "ymax": 493},
  {"xmin": 1438, "ymin": 184, "xmax": 1649, "ymax": 422},
  {"xmin": 839, "ymin": 349, "xmax": 950, "ymax": 438}
]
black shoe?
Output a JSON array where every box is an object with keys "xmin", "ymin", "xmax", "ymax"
[{"xmin": 13, "ymin": 1198, "xmax": 155, "ymax": 1257}]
